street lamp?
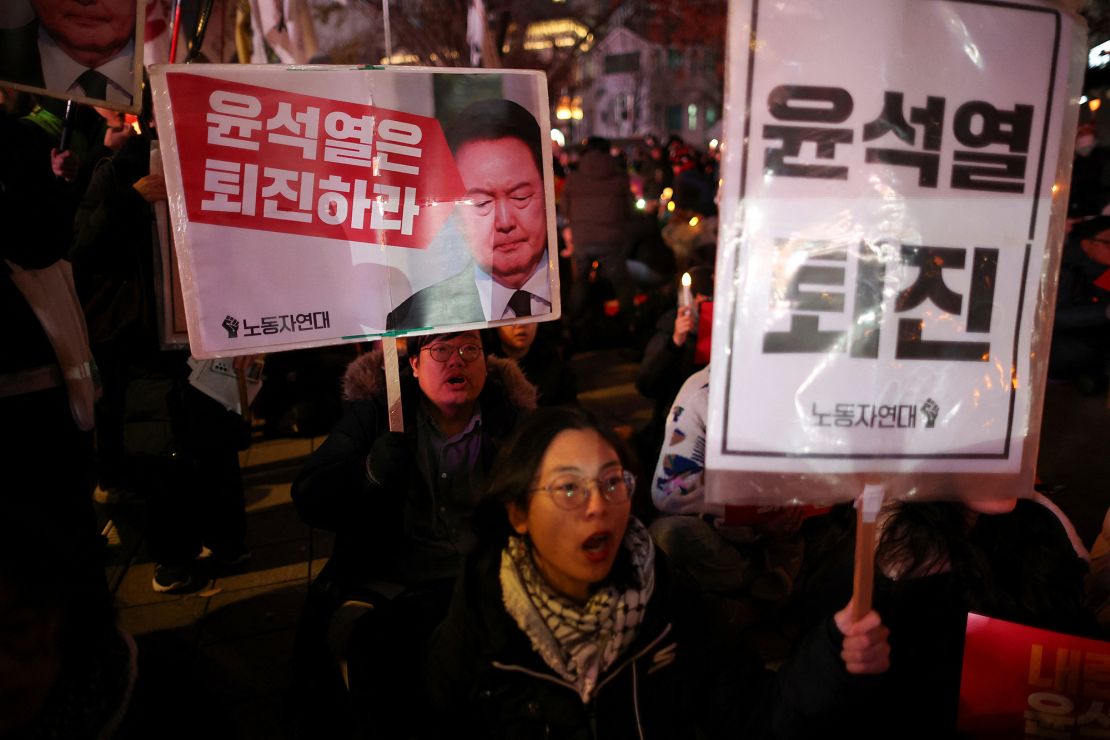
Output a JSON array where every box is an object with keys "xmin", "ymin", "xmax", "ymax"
[{"xmin": 555, "ymin": 94, "xmax": 583, "ymax": 144}]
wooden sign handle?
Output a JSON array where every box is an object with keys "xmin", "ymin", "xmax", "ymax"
[
  {"xmin": 383, "ymin": 337, "xmax": 404, "ymax": 433},
  {"xmin": 851, "ymin": 484, "xmax": 885, "ymax": 621}
]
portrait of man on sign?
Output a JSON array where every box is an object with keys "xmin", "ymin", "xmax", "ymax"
[
  {"xmin": 0, "ymin": 0, "xmax": 138, "ymax": 107},
  {"xmin": 386, "ymin": 98, "xmax": 553, "ymax": 331}
]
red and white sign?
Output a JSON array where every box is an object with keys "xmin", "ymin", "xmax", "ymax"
[
  {"xmin": 959, "ymin": 613, "xmax": 1110, "ymax": 738},
  {"xmin": 167, "ymin": 74, "xmax": 463, "ymax": 249},
  {"xmin": 151, "ymin": 65, "xmax": 558, "ymax": 357}
]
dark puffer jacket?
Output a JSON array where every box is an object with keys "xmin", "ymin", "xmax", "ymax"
[
  {"xmin": 292, "ymin": 347, "xmax": 536, "ymax": 589},
  {"xmin": 428, "ymin": 542, "xmax": 876, "ymax": 740},
  {"xmin": 562, "ymin": 147, "xmax": 632, "ymax": 249}
]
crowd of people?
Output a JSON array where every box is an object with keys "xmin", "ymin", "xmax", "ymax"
[{"xmin": 3, "ymin": 73, "xmax": 1110, "ymax": 740}]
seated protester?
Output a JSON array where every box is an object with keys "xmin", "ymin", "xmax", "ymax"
[
  {"xmin": 790, "ymin": 496, "xmax": 1094, "ymax": 739},
  {"xmin": 651, "ymin": 365, "xmax": 806, "ymax": 622},
  {"xmin": 427, "ymin": 407, "xmax": 890, "ymax": 740},
  {"xmin": 626, "ymin": 209, "xmax": 675, "ymax": 289},
  {"xmin": 1050, "ymin": 215, "xmax": 1110, "ymax": 394},
  {"xmin": 486, "ymin": 322, "xmax": 578, "ymax": 407},
  {"xmin": 290, "ymin": 331, "xmax": 536, "ymax": 738}
]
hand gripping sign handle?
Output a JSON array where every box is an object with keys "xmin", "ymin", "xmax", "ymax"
[
  {"xmin": 383, "ymin": 337, "xmax": 404, "ymax": 433},
  {"xmin": 851, "ymin": 484, "xmax": 885, "ymax": 622}
]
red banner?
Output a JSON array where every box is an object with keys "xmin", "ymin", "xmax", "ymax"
[
  {"xmin": 958, "ymin": 613, "xmax": 1110, "ymax": 738},
  {"xmin": 165, "ymin": 73, "xmax": 464, "ymax": 249}
]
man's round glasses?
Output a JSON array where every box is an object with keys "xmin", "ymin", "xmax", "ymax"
[
  {"xmin": 422, "ymin": 343, "xmax": 483, "ymax": 363},
  {"xmin": 532, "ymin": 470, "xmax": 636, "ymax": 510}
]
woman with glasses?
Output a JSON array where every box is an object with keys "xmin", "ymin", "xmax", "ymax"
[
  {"xmin": 428, "ymin": 406, "xmax": 891, "ymax": 739},
  {"xmin": 290, "ymin": 330, "xmax": 536, "ymax": 738}
]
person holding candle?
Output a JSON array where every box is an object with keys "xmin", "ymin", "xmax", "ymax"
[{"xmin": 634, "ymin": 265, "xmax": 714, "ymax": 470}]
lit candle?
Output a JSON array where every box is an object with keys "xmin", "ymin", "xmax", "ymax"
[{"xmin": 680, "ymin": 272, "xmax": 693, "ymax": 309}]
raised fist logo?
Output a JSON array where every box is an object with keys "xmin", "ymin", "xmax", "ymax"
[
  {"xmin": 222, "ymin": 315, "xmax": 240, "ymax": 339},
  {"xmin": 921, "ymin": 398, "xmax": 940, "ymax": 428}
]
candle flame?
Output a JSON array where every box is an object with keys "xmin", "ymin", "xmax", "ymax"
[{"xmin": 681, "ymin": 272, "xmax": 692, "ymax": 287}]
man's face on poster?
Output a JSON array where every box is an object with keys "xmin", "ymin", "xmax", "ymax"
[
  {"xmin": 454, "ymin": 136, "xmax": 547, "ymax": 290},
  {"xmin": 32, "ymin": 0, "xmax": 135, "ymax": 68}
]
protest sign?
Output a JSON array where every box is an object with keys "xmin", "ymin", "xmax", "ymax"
[
  {"xmin": 0, "ymin": 0, "xmax": 144, "ymax": 112},
  {"xmin": 151, "ymin": 141, "xmax": 189, "ymax": 349},
  {"xmin": 958, "ymin": 613, "xmax": 1110, "ymax": 738},
  {"xmin": 705, "ymin": 0, "xmax": 1086, "ymax": 505},
  {"xmin": 150, "ymin": 65, "xmax": 559, "ymax": 358}
]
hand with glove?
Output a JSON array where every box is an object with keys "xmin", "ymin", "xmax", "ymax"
[{"xmin": 365, "ymin": 431, "xmax": 412, "ymax": 487}]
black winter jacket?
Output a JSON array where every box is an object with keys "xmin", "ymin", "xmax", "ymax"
[
  {"xmin": 292, "ymin": 348, "xmax": 536, "ymax": 589},
  {"xmin": 428, "ymin": 543, "xmax": 876, "ymax": 740}
]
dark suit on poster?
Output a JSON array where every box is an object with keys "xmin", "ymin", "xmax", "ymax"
[
  {"xmin": 386, "ymin": 267, "xmax": 485, "ymax": 331},
  {"xmin": 0, "ymin": 22, "xmax": 45, "ymax": 89}
]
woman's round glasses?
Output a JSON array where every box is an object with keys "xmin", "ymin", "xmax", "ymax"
[
  {"xmin": 532, "ymin": 469, "xmax": 635, "ymax": 510},
  {"xmin": 422, "ymin": 343, "xmax": 483, "ymax": 363}
]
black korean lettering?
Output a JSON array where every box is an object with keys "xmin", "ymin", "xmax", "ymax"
[
  {"xmin": 966, "ymin": 248, "xmax": 998, "ymax": 333},
  {"xmin": 896, "ymin": 320, "xmax": 990, "ymax": 361},
  {"xmin": 896, "ymin": 246, "xmax": 966, "ymax": 315},
  {"xmin": 764, "ymin": 85, "xmax": 854, "ymax": 180},
  {"xmin": 953, "ymin": 101, "xmax": 1034, "ymax": 152},
  {"xmin": 768, "ymin": 85, "xmax": 853, "ymax": 122},
  {"xmin": 863, "ymin": 92, "xmax": 944, "ymax": 149},
  {"xmin": 862, "ymin": 92, "xmax": 945, "ymax": 188},
  {"xmin": 951, "ymin": 102, "xmax": 1032, "ymax": 193},
  {"xmin": 865, "ymin": 149, "xmax": 940, "ymax": 187},
  {"xmin": 764, "ymin": 126, "xmax": 853, "ymax": 179},
  {"xmin": 787, "ymin": 263, "xmax": 847, "ymax": 312},
  {"xmin": 951, "ymin": 152, "xmax": 1027, "ymax": 193},
  {"xmin": 764, "ymin": 315, "xmax": 846, "ymax": 352},
  {"xmin": 894, "ymin": 245, "xmax": 997, "ymax": 362},
  {"xmin": 764, "ymin": 246, "xmax": 847, "ymax": 353},
  {"xmin": 851, "ymin": 251, "xmax": 885, "ymax": 359}
]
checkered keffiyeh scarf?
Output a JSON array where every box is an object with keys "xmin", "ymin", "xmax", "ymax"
[{"xmin": 500, "ymin": 518, "xmax": 655, "ymax": 702}]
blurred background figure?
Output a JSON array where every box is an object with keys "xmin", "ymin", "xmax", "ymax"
[
  {"xmin": 1049, "ymin": 215, "xmax": 1110, "ymax": 395},
  {"xmin": 485, "ymin": 322, "xmax": 578, "ymax": 407},
  {"xmin": 563, "ymin": 136, "xmax": 634, "ymax": 322}
]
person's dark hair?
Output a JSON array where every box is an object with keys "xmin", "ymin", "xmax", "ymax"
[
  {"xmin": 584, "ymin": 135, "xmax": 610, "ymax": 153},
  {"xmin": 444, "ymin": 98, "xmax": 543, "ymax": 175},
  {"xmin": 472, "ymin": 406, "xmax": 635, "ymax": 547},
  {"xmin": 688, "ymin": 265, "xmax": 714, "ymax": 298},
  {"xmin": 876, "ymin": 500, "xmax": 983, "ymax": 581}
]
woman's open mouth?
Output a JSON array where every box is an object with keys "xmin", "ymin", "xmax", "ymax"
[{"xmin": 582, "ymin": 532, "xmax": 612, "ymax": 563}]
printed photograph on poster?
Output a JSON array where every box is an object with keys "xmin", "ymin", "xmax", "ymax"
[
  {"xmin": 0, "ymin": 0, "xmax": 144, "ymax": 111},
  {"xmin": 704, "ymin": 0, "xmax": 1085, "ymax": 495},
  {"xmin": 150, "ymin": 65, "xmax": 559, "ymax": 357}
]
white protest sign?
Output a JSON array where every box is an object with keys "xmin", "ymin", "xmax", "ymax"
[
  {"xmin": 706, "ymin": 0, "xmax": 1086, "ymax": 505},
  {"xmin": 150, "ymin": 65, "xmax": 559, "ymax": 358}
]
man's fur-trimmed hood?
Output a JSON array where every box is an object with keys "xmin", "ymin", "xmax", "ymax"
[{"xmin": 342, "ymin": 345, "xmax": 537, "ymax": 412}]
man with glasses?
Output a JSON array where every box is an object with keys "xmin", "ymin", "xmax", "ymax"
[
  {"xmin": 387, "ymin": 99, "xmax": 553, "ymax": 330},
  {"xmin": 290, "ymin": 330, "xmax": 536, "ymax": 737}
]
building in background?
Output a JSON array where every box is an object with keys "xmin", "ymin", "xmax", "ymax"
[{"xmin": 577, "ymin": 0, "xmax": 725, "ymax": 146}]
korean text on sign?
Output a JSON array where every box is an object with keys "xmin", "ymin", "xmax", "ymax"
[{"xmin": 166, "ymin": 74, "xmax": 463, "ymax": 249}]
